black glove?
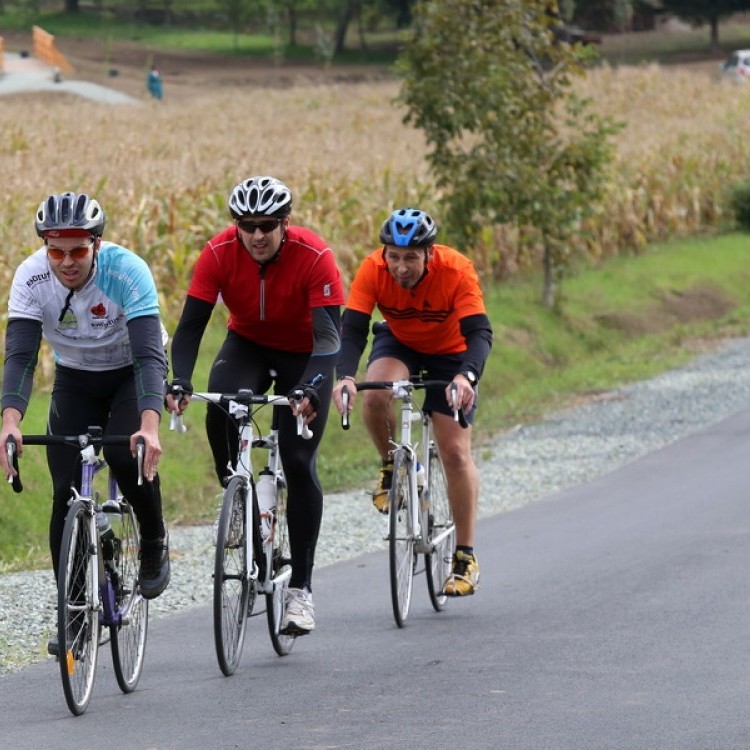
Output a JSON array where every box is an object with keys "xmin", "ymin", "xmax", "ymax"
[
  {"xmin": 289, "ymin": 384, "xmax": 320, "ymax": 412},
  {"xmin": 167, "ymin": 377, "xmax": 193, "ymax": 401},
  {"xmin": 288, "ymin": 373, "xmax": 325, "ymax": 412}
]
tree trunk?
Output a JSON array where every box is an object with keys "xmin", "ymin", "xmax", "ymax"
[
  {"xmin": 334, "ymin": 0, "xmax": 356, "ymax": 56},
  {"xmin": 542, "ymin": 245, "xmax": 555, "ymax": 309},
  {"xmin": 287, "ymin": 5, "xmax": 298, "ymax": 47},
  {"xmin": 710, "ymin": 15, "xmax": 720, "ymax": 53},
  {"xmin": 65, "ymin": 0, "xmax": 80, "ymax": 12}
]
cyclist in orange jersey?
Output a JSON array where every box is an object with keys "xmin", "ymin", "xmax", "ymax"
[{"xmin": 332, "ymin": 208, "xmax": 493, "ymax": 596}]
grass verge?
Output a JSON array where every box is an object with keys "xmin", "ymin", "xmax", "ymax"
[{"xmin": 2, "ymin": 232, "xmax": 750, "ymax": 572}]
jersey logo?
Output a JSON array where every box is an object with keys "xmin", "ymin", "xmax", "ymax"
[
  {"xmin": 323, "ymin": 284, "xmax": 332, "ymax": 297},
  {"xmin": 90, "ymin": 303, "xmax": 107, "ymax": 318}
]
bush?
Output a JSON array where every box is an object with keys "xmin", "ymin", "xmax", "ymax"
[{"xmin": 728, "ymin": 179, "xmax": 750, "ymax": 232}]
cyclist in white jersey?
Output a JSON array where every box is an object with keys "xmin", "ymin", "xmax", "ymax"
[{"xmin": 0, "ymin": 193, "xmax": 170, "ymax": 655}]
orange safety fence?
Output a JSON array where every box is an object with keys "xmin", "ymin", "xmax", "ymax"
[{"xmin": 32, "ymin": 25, "xmax": 75, "ymax": 73}]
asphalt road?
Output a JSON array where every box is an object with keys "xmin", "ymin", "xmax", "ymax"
[{"xmin": 3, "ymin": 409, "xmax": 750, "ymax": 748}]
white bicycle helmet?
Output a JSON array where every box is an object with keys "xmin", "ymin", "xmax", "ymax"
[
  {"xmin": 228, "ymin": 176, "xmax": 293, "ymax": 219},
  {"xmin": 35, "ymin": 192, "xmax": 106, "ymax": 237}
]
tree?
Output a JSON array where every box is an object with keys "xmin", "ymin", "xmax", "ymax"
[
  {"xmin": 398, "ymin": 0, "xmax": 621, "ymax": 308},
  {"xmin": 653, "ymin": 0, "xmax": 750, "ymax": 51}
]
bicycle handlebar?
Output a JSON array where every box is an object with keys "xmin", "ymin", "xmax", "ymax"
[
  {"xmin": 340, "ymin": 379, "xmax": 468, "ymax": 429},
  {"xmin": 169, "ymin": 389, "xmax": 313, "ymax": 440},
  {"xmin": 6, "ymin": 431, "xmax": 144, "ymax": 494}
]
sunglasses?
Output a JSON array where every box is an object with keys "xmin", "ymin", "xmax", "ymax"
[
  {"xmin": 46, "ymin": 240, "xmax": 94, "ymax": 261},
  {"xmin": 237, "ymin": 219, "xmax": 281, "ymax": 234}
]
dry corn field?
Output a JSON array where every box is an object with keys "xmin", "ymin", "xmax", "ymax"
[{"xmin": 1, "ymin": 61, "xmax": 749, "ymax": 327}]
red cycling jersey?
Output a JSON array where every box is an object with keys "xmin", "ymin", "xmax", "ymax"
[
  {"xmin": 188, "ymin": 225, "xmax": 345, "ymax": 353},
  {"xmin": 345, "ymin": 244, "xmax": 487, "ymax": 355}
]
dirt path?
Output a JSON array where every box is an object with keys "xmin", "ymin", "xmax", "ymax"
[{"xmin": 0, "ymin": 30, "xmax": 394, "ymax": 102}]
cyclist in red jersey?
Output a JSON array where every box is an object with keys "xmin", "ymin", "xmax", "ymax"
[
  {"xmin": 332, "ymin": 208, "xmax": 493, "ymax": 597},
  {"xmin": 166, "ymin": 176, "xmax": 345, "ymax": 635}
]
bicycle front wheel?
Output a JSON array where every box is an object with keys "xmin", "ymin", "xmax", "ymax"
[
  {"xmin": 425, "ymin": 444, "xmax": 455, "ymax": 611},
  {"xmin": 58, "ymin": 500, "xmax": 99, "ymax": 716},
  {"xmin": 214, "ymin": 476, "xmax": 251, "ymax": 676},
  {"xmin": 110, "ymin": 501, "xmax": 148, "ymax": 692},
  {"xmin": 389, "ymin": 451, "xmax": 415, "ymax": 628},
  {"xmin": 266, "ymin": 476, "xmax": 295, "ymax": 656}
]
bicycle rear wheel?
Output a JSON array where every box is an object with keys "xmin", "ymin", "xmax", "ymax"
[
  {"xmin": 266, "ymin": 475, "xmax": 296, "ymax": 656},
  {"xmin": 425, "ymin": 443, "xmax": 455, "ymax": 611},
  {"xmin": 110, "ymin": 501, "xmax": 148, "ymax": 692},
  {"xmin": 214, "ymin": 476, "xmax": 251, "ymax": 676},
  {"xmin": 389, "ymin": 451, "xmax": 415, "ymax": 628},
  {"xmin": 58, "ymin": 500, "xmax": 99, "ymax": 716}
]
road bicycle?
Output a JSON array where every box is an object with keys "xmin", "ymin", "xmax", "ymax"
[
  {"xmin": 171, "ymin": 387, "xmax": 311, "ymax": 676},
  {"xmin": 6, "ymin": 427, "xmax": 147, "ymax": 716},
  {"xmin": 341, "ymin": 378, "xmax": 460, "ymax": 627}
]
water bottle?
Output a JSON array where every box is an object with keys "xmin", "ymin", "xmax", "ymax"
[
  {"xmin": 96, "ymin": 510, "xmax": 116, "ymax": 562},
  {"xmin": 256, "ymin": 468, "xmax": 277, "ymax": 542}
]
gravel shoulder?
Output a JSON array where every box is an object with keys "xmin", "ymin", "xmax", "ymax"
[{"xmin": 3, "ymin": 336, "xmax": 750, "ymax": 675}]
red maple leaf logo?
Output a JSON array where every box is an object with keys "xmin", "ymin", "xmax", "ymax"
[{"xmin": 90, "ymin": 303, "xmax": 107, "ymax": 318}]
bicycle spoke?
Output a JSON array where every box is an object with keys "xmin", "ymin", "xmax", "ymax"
[
  {"xmin": 389, "ymin": 452, "xmax": 415, "ymax": 627},
  {"xmin": 214, "ymin": 477, "xmax": 251, "ymax": 676},
  {"xmin": 425, "ymin": 443, "xmax": 455, "ymax": 611},
  {"xmin": 58, "ymin": 502, "xmax": 99, "ymax": 716},
  {"xmin": 111, "ymin": 502, "xmax": 148, "ymax": 692}
]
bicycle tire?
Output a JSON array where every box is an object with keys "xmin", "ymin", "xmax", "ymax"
[
  {"xmin": 389, "ymin": 451, "xmax": 415, "ymax": 627},
  {"xmin": 57, "ymin": 500, "xmax": 99, "ymax": 716},
  {"xmin": 213, "ymin": 476, "xmax": 251, "ymax": 676},
  {"xmin": 266, "ymin": 475, "xmax": 296, "ymax": 656},
  {"xmin": 110, "ymin": 501, "xmax": 148, "ymax": 692},
  {"xmin": 425, "ymin": 442, "xmax": 455, "ymax": 611}
]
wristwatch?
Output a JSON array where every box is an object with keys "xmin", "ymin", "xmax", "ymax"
[{"xmin": 461, "ymin": 370, "xmax": 478, "ymax": 386}]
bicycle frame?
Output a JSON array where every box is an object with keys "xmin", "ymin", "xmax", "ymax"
[
  {"xmin": 6, "ymin": 429, "xmax": 146, "ymax": 714},
  {"xmin": 170, "ymin": 388, "xmax": 310, "ymax": 673}
]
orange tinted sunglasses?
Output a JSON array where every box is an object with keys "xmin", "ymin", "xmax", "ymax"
[{"xmin": 46, "ymin": 241, "xmax": 94, "ymax": 261}]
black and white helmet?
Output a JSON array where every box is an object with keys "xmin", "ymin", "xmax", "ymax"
[
  {"xmin": 228, "ymin": 176, "xmax": 293, "ymax": 219},
  {"xmin": 35, "ymin": 192, "xmax": 106, "ymax": 237}
]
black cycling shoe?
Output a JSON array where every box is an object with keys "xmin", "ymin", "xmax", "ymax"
[
  {"xmin": 139, "ymin": 533, "xmax": 171, "ymax": 600},
  {"xmin": 47, "ymin": 634, "xmax": 60, "ymax": 657}
]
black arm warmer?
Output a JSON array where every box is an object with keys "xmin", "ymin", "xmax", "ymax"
[
  {"xmin": 295, "ymin": 305, "xmax": 341, "ymax": 390},
  {"xmin": 458, "ymin": 313, "xmax": 494, "ymax": 379},
  {"xmin": 1, "ymin": 318, "xmax": 43, "ymax": 415},
  {"xmin": 128, "ymin": 315, "xmax": 169, "ymax": 415},
  {"xmin": 170, "ymin": 295, "xmax": 215, "ymax": 382},
  {"xmin": 336, "ymin": 308, "xmax": 371, "ymax": 379}
]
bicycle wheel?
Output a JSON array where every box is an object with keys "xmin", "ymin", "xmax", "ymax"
[
  {"xmin": 389, "ymin": 451, "xmax": 415, "ymax": 628},
  {"xmin": 267, "ymin": 474, "xmax": 296, "ymax": 656},
  {"xmin": 57, "ymin": 500, "xmax": 99, "ymax": 716},
  {"xmin": 110, "ymin": 501, "xmax": 148, "ymax": 692},
  {"xmin": 425, "ymin": 443, "xmax": 456, "ymax": 611},
  {"xmin": 214, "ymin": 476, "xmax": 251, "ymax": 676}
]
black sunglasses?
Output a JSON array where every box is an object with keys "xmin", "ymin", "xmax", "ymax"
[{"xmin": 237, "ymin": 219, "xmax": 281, "ymax": 234}]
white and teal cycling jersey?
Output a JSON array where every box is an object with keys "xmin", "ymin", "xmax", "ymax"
[{"xmin": 8, "ymin": 242, "xmax": 160, "ymax": 371}]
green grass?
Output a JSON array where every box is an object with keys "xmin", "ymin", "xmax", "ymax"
[{"xmin": 3, "ymin": 232, "xmax": 750, "ymax": 572}]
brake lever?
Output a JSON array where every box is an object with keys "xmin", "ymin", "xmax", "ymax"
[
  {"xmin": 342, "ymin": 386, "xmax": 350, "ymax": 430},
  {"xmin": 6, "ymin": 436, "xmax": 23, "ymax": 493},
  {"xmin": 136, "ymin": 437, "xmax": 146, "ymax": 486}
]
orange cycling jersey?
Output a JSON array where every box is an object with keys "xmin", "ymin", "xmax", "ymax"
[{"xmin": 345, "ymin": 244, "xmax": 487, "ymax": 355}]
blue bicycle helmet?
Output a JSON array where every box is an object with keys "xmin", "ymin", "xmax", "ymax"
[
  {"xmin": 35, "ymin": 192, "xmax": 106, "ymax": 237},
  {"xmin": 379, "ymin": 208, "xmax": 437, "ymax": 248}
]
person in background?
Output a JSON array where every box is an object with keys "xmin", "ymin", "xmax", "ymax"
[
  {"xmin": 166, "ymin": 175, "xmax": 345, "ymax": 635},
  {"xmin": 332, "ymin": 208, "xmax": 493, "ymax": 597},
  {"xmin": 147, "ymin": 64, "xmax": 163, "ymax": 100},
  {"xmin": 0, "ymin": 192, "xmax": 171, "ymax": 654}
]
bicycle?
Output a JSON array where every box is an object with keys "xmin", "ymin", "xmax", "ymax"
[
  {"xmin": 341, "ymin": 378, "xmax": 461, "ymax": 628},
  {"xmin": 170, "ymin": 387, "xmax": 311, "ymax": 676},
  {"xmin": 6, "ymin": 427, "xmax": 147, "ymax": 716}
]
